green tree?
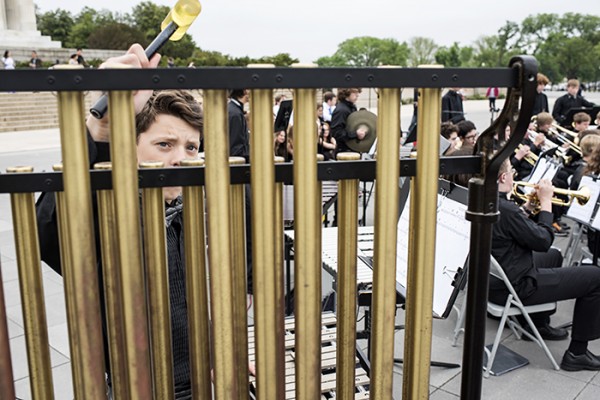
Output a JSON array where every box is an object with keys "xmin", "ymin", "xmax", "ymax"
[
  {"xmin": 66, "ymin": 7, "xmax": 118, "ymax": 48},
  {"xmin": 316, "ymin": 36, "xmax": 408, "ymax": 67},
  {"xmin": 87, "ymin": 22, "xmax": 145, "ymax": 50},
  {"xmin": 257, "ymin": 53, "xmax": 299, "ymax": 67},
  {"xmin": 36, "ymin": 9, "xmax": 74, "ymax": 45},
  {"xmin": 407, "ymin": 37, "xmax": 438, "ymax": 66},
  {"xmin": 435, "ymin": 43, "xmax": 461, "ymax": 67}
]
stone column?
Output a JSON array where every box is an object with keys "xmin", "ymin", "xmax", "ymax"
[
  {"xmin": 0, "ymin": 0, "xmax": 6, "ymax": 30},
  {"xmin": 6, "ymin": 0, "xmax": 37, "ymax": 31}
]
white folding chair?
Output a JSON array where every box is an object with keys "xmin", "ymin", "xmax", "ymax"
[{"xmin": 484, "ymin": 256, "xmax": 560, "ymax": 377}]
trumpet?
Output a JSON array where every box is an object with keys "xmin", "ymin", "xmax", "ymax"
[
  {"xmin": 514, "ymin": 144, "xmax": 539, "ymax": 166},
  {"xmin": 512, "ymin": 181, "xmax": 590, "ymax": 212},
  {"xmin": 524, "ymin": 131, "xmax": 571, "ymax": 164}
]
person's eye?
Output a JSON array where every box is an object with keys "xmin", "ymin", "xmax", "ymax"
[
  {"xmin": 187, "ymin": 144, "xmax": 199, "ymax": 152},
  {"xmin": 157, "ymin": 142, "xmax": 170, "ymax": 148}
]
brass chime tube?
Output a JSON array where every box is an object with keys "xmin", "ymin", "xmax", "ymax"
[
  {"xmin": 7, "ymin": 166, "xmax": 54, "ymax": 400},
  {"xmin": 181, "ymin": 158, "xmax": 212, "ymax": 400},
  {"xmin": 203, "ymin": 89, "xmax": 238, "ymax": 399},
  {"xmin": 402, "ymin": 86, "xmax": 441, "ymax": 400},
  {"xmin": 250, "ymin": 87, "xmax": 285, "ymax": 400},
  {"xmin": 0, "ymin": 256, "xmax": 15, "ymax": 400},
  {"xmin": 370, "ymin": 87, "xmax": 402, "ymax": 399},
  {"xmin": 335, "ymin": 152, "xmax": 361, "ymax": 400},
  {"xmin": 94, "ymin": 162, "xmax": 129, "ymax": 400},
  {"xmin": 293, "ymin": 85, "xmax": 321, "ymax": 400},
  {"xmin": 57, "ymin": 90, "xmax": 107, "ymax": 398},
  {"xmin": 140, "ymin": 161, "xmax": 175, "ymax": 399},
  {"xmin": 274, "ymin": 155, "xmax": 286, "ymax": 375},
  {"xmin": 108, "ymin": 90, "xmax": 153, "ymax": 399},
  {"xmin": 53, "ymin": 163, "xmax": 84, "ymax": 400},
  {"xmin": 229, "ymin": 156, "xmax": 250, "ymax": 400}
]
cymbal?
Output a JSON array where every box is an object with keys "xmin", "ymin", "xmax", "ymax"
[{"xmin": 345, "ymin": 109, "xmax": 377, "ymax": 153}]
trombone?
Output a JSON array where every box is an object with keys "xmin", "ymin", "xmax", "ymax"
[
  {"xmin": 549, "ymin": 123, "xmax": 582, "ymax": 156},
  {"xmin": 512, "ymin": 181, "xmax": 591, "ymax": 213}
]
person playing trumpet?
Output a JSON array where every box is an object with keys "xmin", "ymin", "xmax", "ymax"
[{"xmin": 491, "ymin": 159, "xmax": 600, "ymax": 371}]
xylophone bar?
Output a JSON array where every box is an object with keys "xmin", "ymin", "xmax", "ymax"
[{"xmin": 247, "ymin": 312, "xmax": 370, "ymax": 399}]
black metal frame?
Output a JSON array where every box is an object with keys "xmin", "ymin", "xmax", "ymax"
[
  {"xmin": 0, "ymin": 157, "xmax": 481, "ymax": 193},
  {"xmin": 0, "ymin": 67, "xmax": 516, "ymax": 92},
  {"xmin": 0, "ymin": 60, "xmax": 537, "ymax": 400}
]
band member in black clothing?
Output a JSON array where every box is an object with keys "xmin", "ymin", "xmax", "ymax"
[
  {"xmin": 532, "ymin": 73, "xmax": 550, "ymax": 115},
  {"xmin": 491, "ymin": 159, "xmax": 600, "ymax": 371},
  {"xmin": 552, "ymin": 79, "xmax": 595, "ymax": 127},
  {"xmin": 331, "ymin": 88, "xmax": 365, "ymax": 153},
  {"xmin": 441, "ymin": 88, "xmax": 465, "ymax": 124}
]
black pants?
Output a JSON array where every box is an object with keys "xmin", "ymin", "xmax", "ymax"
[{"xmin": 491, "ymin": 249, "xmax": 600, "ymax": 341}]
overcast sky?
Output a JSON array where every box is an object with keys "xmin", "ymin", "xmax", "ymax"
[{"xmin": 34, "ymin": 0, "xmax": 600, "ymax": 63}]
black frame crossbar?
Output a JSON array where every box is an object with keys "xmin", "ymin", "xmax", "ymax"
[
  {"xmin": 0, "ymin": 67, "xmax": 517, "ymax": 92},
  {"xmin": 0, "ymin": 156, "xmax": 481, "ymax": 194}
]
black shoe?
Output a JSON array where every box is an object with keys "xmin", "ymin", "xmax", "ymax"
[
  {"xmin": 522, "ymin": 324, "xmax": 569, "ymax": 341},
  {"xmin": 558, "ymin": 221, "xmax": 571, "ymax": 230},
  {"xmin": 561, "ymin": 350, "xmax": 600, "ymax": 371},
  {"xmin": 552, "ymin": 222, "xmax": 568, "ymax": 237}
]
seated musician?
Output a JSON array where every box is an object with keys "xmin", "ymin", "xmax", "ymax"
[
  {"xmin": 552, "ymin": 79, "xmax": 596, "ymax": 128},
  {"xmin": 569, "ymin": 133, "xmax": 600, "ymax": 190},
  {"xmin": 573, "ymin": 112, "xmax": 592, "ymax": 136},
  {"xmin": 491, "ymin": 159, "xmax": 600, "ymax": 371},
  {"xmin": 36, "ymin": 44, "xmax": 253, "ymax": 398}
]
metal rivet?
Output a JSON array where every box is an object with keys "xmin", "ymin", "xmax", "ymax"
[
  {"xmin": 252, "ymin": 74, "xmax": 259, "ymax": 82},
  {"xmin": 275, "ymin": 74, "xmax": 283, "ymax": 82},
  {"xmin": 159, "ymin": 174, "xmax": 165, "ymax": 182},
  {"xmin": 367, "ymin": 74, "xmax": 374, "ymax": 82},
  {"xmin": 74, "ymin": 76, "xmax": 82, "ymax": 84},
  {"xmin": 452, "ymin": 74, "xmax": 459, "ymax": 82},
  {"xmin": 345, "ymin": 74, "xmax": 352, "ymax": 81},
  {"xmin": 47, "ymin": 76, "xmax": 55, "ymax": 85},
  {"xmin": 431, "ymin": 74, "xmax": 439, "ymax": 82},
  {"xmin": 152, "ymin": 75, "xmax": 160, "ymax": 83},
  {"xmin": 177, "ymin": 75, "xmax": 186, "ymax": 83}
]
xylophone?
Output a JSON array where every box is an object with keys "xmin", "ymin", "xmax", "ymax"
[{"xmin": 247, "ymin": 312, "xmax": 370, "ymax": 399}]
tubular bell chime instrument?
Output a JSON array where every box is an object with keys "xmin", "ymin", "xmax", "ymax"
[{"xmin": 0, "ymin": 54, "xmax": 537, "ymax": 400}]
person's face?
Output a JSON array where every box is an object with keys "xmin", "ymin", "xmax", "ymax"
[
  {"xmin": 575, "ymin": 121, "xmax": 590, "ymax": 131},
  {"xmin": 317, "ymin": 106, "xmax": 323, "ymax": 118},
  {"xmin": 240, "ymin": 90, "xmax": 250, "ymax": 104},
  {"xmin": 348, "ymin": 91, "xmax": 359, "ymax": 104},
  {"xmin": 463, "ymin": 129, "xmax": 477, "ymax": 145},
  {"xmin": 567, "ymin": 85, "xmax": 579, "ymax": 96},
  {"xmin": 323, "ymin": 125, "xmax": 330, "ymax": 138},
  {"xmin": 31, "ymin": 52, "xmax": 36, "ymax": 58},
  {"xmin": 537, "ymin": 83, "xmax": 545, "ymax": 93},
  {"xmin": 538, "ymin": 123, "xmax": 550, "ymax": 134},
  {"xmin": 276, "ymin": 130, "xmax": 286, "ymax": 143},
  {"xmin": 136, "ymin": 114, "xmax": 201, "ymax": 202},
  {"xmin": 498, "ymin": 165, "xmax": 515, "ymax": 191}
]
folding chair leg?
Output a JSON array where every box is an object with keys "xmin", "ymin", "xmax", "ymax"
[
  {"xmin": 452, "ymin": 300, "xmax": 467, "ymax": 347},
  {"xmin": 519, "ymin": 309, "xmax": 560, "ymax": 371},
  {"xmin": 484, "ymin": 296, "xmax": 512, "ymax": 378}
]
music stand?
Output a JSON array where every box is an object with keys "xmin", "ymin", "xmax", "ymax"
[
  {"xmin": 564, "ymin": 106, "xmax": 600, "ymax": 127},
  {"xmin": 274, "ymin": 99, "xmax": 293, "ymax": 132}
]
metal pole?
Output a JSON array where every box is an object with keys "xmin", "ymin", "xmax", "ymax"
[{"xmin": 370, "ymin": 86, "xmax": 401, "ymax": 399}]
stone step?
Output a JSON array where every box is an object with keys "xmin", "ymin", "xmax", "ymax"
[{"xmin": 0, "ymin": 122, "xmax": 58, "ymax": 133}]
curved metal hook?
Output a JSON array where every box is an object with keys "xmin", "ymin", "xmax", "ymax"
[{"xmin": 472, "ymin": 55, "xmax": 538, "ymax": 210}]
